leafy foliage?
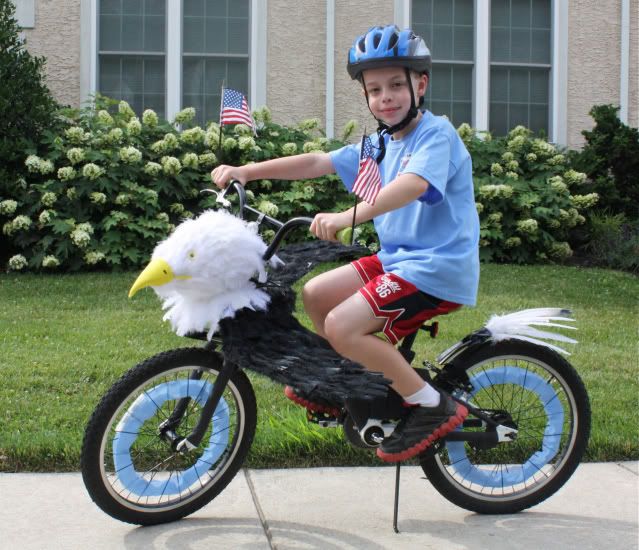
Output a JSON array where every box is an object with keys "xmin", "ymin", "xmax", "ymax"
[
  {"xmin": 569, "ymin": 105, "xmax": 639, "ymax": 219},
  {"xmin": 0, "ymin": 0, "xmax": 60, "ymax": 263}
]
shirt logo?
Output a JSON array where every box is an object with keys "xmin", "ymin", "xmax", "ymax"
[
  {"xmin": 398, "ymin": 153, "xmax": 412, "ymax": 174},
  {"xmin": 375, "ymin": 274, "xmax": 402, "ymax": 298}
]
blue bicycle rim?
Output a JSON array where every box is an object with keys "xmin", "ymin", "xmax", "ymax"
[
  {"xmin": 447, "ymin": 366, "xmax": 564, "ymax": 488},
  {"xmin": 112, "ymin": 380, "xmax": 230, "ymax": 497}
]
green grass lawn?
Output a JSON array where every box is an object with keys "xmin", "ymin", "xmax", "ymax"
[{"xmin": 0, "ymin": 263, "xmax": 637, "ymax": 471}]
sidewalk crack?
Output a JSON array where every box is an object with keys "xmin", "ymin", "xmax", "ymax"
[
  {"xmin": 244, "ymin": 468, "xmax": 275, "ymax": 549},
  {"xmin": 616, "ymin": 462, "xmax": 639, "ymax": 476}
]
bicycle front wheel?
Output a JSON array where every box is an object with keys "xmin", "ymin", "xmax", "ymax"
[
  {"xmin": 81, "ymin": 348, "xmax": 256, "ymax": 525},
  {"xmin": 421, "ymin": 340, "xmax": 590, "ymax": 514}
]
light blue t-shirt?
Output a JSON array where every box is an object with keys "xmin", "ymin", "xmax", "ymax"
[{"xmin": 329, "ymin": 111, "xmax": 479, "ymax": 305}]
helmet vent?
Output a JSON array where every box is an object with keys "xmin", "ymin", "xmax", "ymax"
[
  {"xmin": 358, "ymin": 37, "xmax": 366, "ymax": 53},
  {"xmin": 372, "ymin": 32, "xmax": 382, "ymax": 49},
  {"xmin": 388, "ymin": 33, "xmax": 398, "ymax": 51}
]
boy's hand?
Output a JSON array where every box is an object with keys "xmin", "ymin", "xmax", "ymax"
[
  {"xmin": 310, "ymin": 211, "xmax": 352, "ymax": 242},
  {"xmin": 211, "ymin": 165, "xmax": 248, "ymax": 189}
]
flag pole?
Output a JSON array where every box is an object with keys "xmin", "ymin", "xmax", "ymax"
[
  {"xmin": 347, "ymin": 132, "xmax": 367, "ymax": 246},
  {"xmin": 217, "ymin": 81, "xmax": 225, "ymax": 165}
]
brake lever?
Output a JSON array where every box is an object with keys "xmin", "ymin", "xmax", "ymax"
[{"xmin": 200, "ymin": 188, "xmax": 232, "ymax": 208}]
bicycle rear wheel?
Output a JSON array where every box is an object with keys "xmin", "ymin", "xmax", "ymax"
[
  {"xmin": 421, "ymin": 340, "xmax": 590, "ymax": 514},
  {"xmin": 81, "ymin": 348, "xmax": 256, "ymax": 525}
]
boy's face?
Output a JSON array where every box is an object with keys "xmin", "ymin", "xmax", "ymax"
[{"xmin": 361, "ymin": 66, "xmax": 428, "ymax": 127}]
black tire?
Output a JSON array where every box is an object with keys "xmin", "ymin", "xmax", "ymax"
[
  {"xmin": 421, "ymin": 340, "xmax": 590, "ymax": 514},
  {"xmin": 81, "ymin": 348, "xmax": 257, "ymax": 525}
]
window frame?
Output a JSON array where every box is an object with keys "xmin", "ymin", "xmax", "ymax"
[
  {"xmin": 403, "ymin": 0, "xmax": 567, "ymax": 143},
  {"xmin": 81, "ymin": 0, "xmax": 267, "ymax": 121}
]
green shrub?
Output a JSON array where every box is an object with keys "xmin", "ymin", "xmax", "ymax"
[
  {"xmin": 0, "ymin": 0, "xmax": 60, "ymax": 263},
  {"xmin": 581, "ymin": 212, "xmax": 639, "ymax": 273},
  {"xmin": 569, "ymin": 104, "xmax": 639, "ymax": 219},
  {"xmin": 458, "ymin": 123, "xmax": 597, "ymax": 264},
  {"xmin": 1, "ymin": 98, "xmax": 354, "ymax": 271}
]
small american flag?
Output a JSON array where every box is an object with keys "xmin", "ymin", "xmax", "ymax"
[
  {"xmin": 352, "ymin": 135, "xmax": 382, "ymax": 204},
  {"xmin": 220, "ymin": 88, "xmax": 256, "ymax": 133}
]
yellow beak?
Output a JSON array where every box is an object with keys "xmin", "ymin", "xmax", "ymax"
[{"xmin": 129, "ymin": 258, "xmax": 190, "ymax": 298}]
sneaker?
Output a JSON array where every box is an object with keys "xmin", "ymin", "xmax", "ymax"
[
  {"xmin": 284, "ymin": 386, "xmax": 341, "ymax": 417},
  {"xmin": 376, "ymin": 394, "xmax": 468, "ymax": 463}
]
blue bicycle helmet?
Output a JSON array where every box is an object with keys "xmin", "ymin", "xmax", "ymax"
[{"xmin": 347, "ymin": 25, "xmax": 431, "ymax": 81}]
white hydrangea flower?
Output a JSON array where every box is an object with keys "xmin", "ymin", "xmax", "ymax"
[
  {"xmin": 12, "ymin": 215, "xmax": 31, "ymax": 231},
  {"xmin": 39, "ymin": 159, "xmax": 55, "ymax": 175},
  {"xmin": 198, "ymin": 153, "xmax": 218, "ymax": 167},
  {"xmin": 571, "ymin": 193, "xmax": 599, "ymax": 209},
  {"xmin": 257, "ymin": 200, "xmax": 279, "ymax": 217},
  {"xmin": 516, "ymin": 218, "xmax": 539, "ymax": 235},
  {"xmin": 119, "ymin": 146, "xmax": 142, "ymax": 164},
  {"xmin": 66, "ymin": 187, "xmax": 76, "ymax": 199},
  {"xmin": 25, "ymin": 155, "xmax": 42, "ymax": 173},
  {"xmin": 507, "ymin": 135, "xmax": 526, "ymax": 152},
  {"xmin": 549, "ymin": 242, "xmax": 572, "ymax": 260},
  {"xmin": 488, "ymin": 212, "xmax": 503, "ymax": 223},
  {"xmin": 299, "ymin": 118, "xmax": 320, "ymax": 131},
  {"xmin": 479, "ymin": 184, "xmax": 514, "ymax": 199},
  {"xmin": 142, "ymin": 109, "xmax": 159, "ymax": 127},
  {"xmin": 490, "ymin": 163, "xmax": 503, "ymax": 176},
  {"xmin": 204, "ymin": 130, "xmax": 221, "ymax": 147},
  {"xmin": 106, "ymin": 128, "xmax": 124, "ymax": 143},
  {"xmin": 156, "ymin": 212, "xmax": 169, "ymax": 223},
  {"xmin": 501, "ymin": 151, "xmax": 515, "ymax": 162},
  {"xmin": 170, "ymin": 202, "xmax": 185, "ymax": 214},
  {"xmin": 504, "ymin": 237, "xmax": 522, "ymax": 248},
  {"xmin": 65, "ymin": 126, "xmax": 88, "ymax": 144},
  {"xmin": 508, "ymin": 125, "xmax": 530, "ymax": 139},
  {"xmin": 526, "ymin": 153, "xmax": 538, "ymax": 162},
  {"xmin": 182, "ymin": 152, "xmax": 199, "ymax": 169},
  {"xmin": 164, "ymin": 133, "xmax": 179, "ymax": 150},
  {"xmin": 8, "ymin": 254, "xmax": 28, "ymax": 271},
  {"xmin": 281, "ymin": 142, "xmax": 298, "ymax": 156},
  {"xmin": 83, "ymin": 163, "xmax": 104, "ymax": 181},
  {"xmin": 90, "ymin": 192, "xmax": 107, "ymax": 205},
  {"xmin": 180, "ymin": 126, "xmax": 205, "ymax": 145},
  {"xmin": 2, "ymin": 221, "xmax": 14, "ymax": 235},
  {"xmin": 41, "ymin": 192, "xmax": 57, "ymax": 207},
  {"xmin": 303, "ymin": 141, "xmax": 322, "ymax": 153},
  {"xmin": 118, "ymin": 101, "xmax": 135, "ymax": 119},
  {"xmin": 161, "ymin": 156, "xmax": 182, "ymax": 176},
  {"xmin": 563, "ymin": 169, "xmax": 587, "ymax": 186},
  {"xmin": 341, "ymin": 119, "xmax": 357, "ymax": 141},
  {"xmin": 0, "ymin": 200, "xmax": 18, "ymax": 216},
  {"xmin": 144, "ymin": 162, "xmax": 162, "ymax": 176},
  {"xmin": 57, "ymin": 166, "xmax": 77, "ymax": 181},
  {"xmin": 547, "ymin": 218, "xmax": 561, "ymax": 229},
  {"xmin": 531, "ymin": 139, "xmax": 556, "ymax": 158},
  {"xmin": 115, "ymin": 193, "xmax": 130, "ymax": 206},
  {"xmin": 234, "ymin": 124, "xmax": 253, "ymax": 136},
  {"xmin": 67, "ymin": 148, "xmax": 85, "ymax": 165},
  {"xmin": 252, "ymin": 106, "xmax": 271, "ymax": 124},
  {"xmin": 506, "ymin": 160, "xmax": 519, "ymax": 171},
  {"xmin": 76, "ymin": 222, "xmax": 94, "ymax": 235},
  {"xmin": 173, "ymin": 107, "xmax": 196, "ymax": 124},
  {"xmin": 223, "ymin": 137, "xmax": 238, "ymax": 151},
  {"xmin": 42, "ymin": 255, "xmax": 60, "ymax": 268},
  {"xmin": 84, "ymin": 251, "xmax": 105, "ymax": 265},
  {"xmin": 548, "ymin": 176, "xmax": 568, "ymax": 193},
  {"xmin": 144, "ymin": 189, "xmax": 159, "ymax": 204},
  {"xmin": 457, "ymin": 123, "xmax": 474, "ymax": 141},
  {"xmin": 505, "ymin": 171, "xmax": 519, "ymax": 180},
  {"xmin": 39, "ymin": 210, "xmax": 53, "ymax": 224},
  {"xmin": 127, "ymin": 117, "xmax": 142, "ymax": 135},
  {"xmin": 475, "ymin": 202, "xmax": 484, "ymax": 214},
  {"xmin": 238, "ymin": 136, "xmax": 256, "ymax": 151},
  {"xmin": 97, "ymin": 110, "xmax": 114, "ymax": 126},
  {"xmin": 71, "ymin": 228, "xmax": 91, "ymax": 248},
  {"xmin": 547, "ymin": 154, "xmax": 566, "ymax": 166}
]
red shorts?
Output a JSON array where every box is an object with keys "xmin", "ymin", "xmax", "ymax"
[{"xmin": 352, "ymin": 255, "xmax": 462, "ymax": 345}]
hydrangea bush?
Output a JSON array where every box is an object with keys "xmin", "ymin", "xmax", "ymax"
[
  {"xmin": 457, "ymin": 123, "xmax": 596, "ymax": 263},
  {"xmin": 2, "ymin": 95, "xmax": 598, "ymax": 271},
  {"xmin": 1, "ymin": 96, "xmax": 355, "ymax": 271}
]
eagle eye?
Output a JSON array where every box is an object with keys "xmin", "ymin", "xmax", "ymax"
[{"xmin": 188, "ymin": 251, "xmax": 196, "ymax": 260}]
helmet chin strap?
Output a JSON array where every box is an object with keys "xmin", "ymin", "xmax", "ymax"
[{"xmin": 361, "ymin": 68, "xmax": 423, "ymax": 164}]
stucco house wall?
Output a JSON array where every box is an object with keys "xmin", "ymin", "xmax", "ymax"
[{"xmin": 16, "ymin": 0, "xmax": 637, "ymax": 150}]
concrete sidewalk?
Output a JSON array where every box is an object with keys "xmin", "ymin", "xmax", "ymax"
[{"xmin": 1, "ymin": 462, "xmax": 637, "ymax": 549}]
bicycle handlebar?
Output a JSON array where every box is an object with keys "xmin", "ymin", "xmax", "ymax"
[{"xmin": 211, "ymin": 180, "xmax": 313, "ymax": 261}]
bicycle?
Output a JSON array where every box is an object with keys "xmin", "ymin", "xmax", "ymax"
[{"xmin": 80, "ymin": 181, "xmax": 591, "ymax": 530}]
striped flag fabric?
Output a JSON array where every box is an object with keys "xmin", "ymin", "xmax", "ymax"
[
  {"xmin": 220, "ymin": 88, "xmax": 256, "ymax": 133},
  {"xmin": 352, "ymin": 135, "xmax": 382, "ymax": 204}
]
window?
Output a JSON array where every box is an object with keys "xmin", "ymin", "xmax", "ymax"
[
  {"xmin": 413, "ymin": 0, "xmax": 474, "ymax": 128},
  {"xmin": 490, "ymin": 0, "xmax": 551, "ymax": 135},
  {"xmin": 96, "ymin": 0, "xmax": 251, "ymax": 125},
  {"xmin": 411, "ymin": 0, "xmax": 554, "ymax": 137},
  {"xmin": 98, "ymin": 0, "xmax": 166, "ymax": 117},
  {"xmin": 183, "ymin": 0, "xmax": 250, "ymax": 126}
]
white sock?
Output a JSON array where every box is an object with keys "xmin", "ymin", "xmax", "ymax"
[{"xmin": 405, "ymin": 384, "xmax": 441, "ymax": 408}]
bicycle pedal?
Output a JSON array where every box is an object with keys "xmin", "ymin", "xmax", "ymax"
[{"xmin": 306, "ymin": 410, "xmax": 340, "ymax": 427}]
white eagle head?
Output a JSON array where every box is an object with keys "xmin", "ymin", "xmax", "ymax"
[{"xmin": 129, "ymin": 209, "xmax": 279, "ymax": 339}]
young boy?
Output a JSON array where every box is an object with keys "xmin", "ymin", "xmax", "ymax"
[{"xmin": 211, "ymin": 25, "xmax": 479, "ymax": 462}]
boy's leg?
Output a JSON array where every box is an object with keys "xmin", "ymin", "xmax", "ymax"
[
  {"xmin": 302, "ymin": 263, "xmax": 365, "ymax": 339},
  {"xmin": 323, "ymin": 289, "xmax": 467, "ymax": 463}
]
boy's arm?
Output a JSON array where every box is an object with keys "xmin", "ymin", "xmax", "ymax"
[
  {"xmin": 352, "ymin": 173, "xmax": 429, "ymax": 223},
  {"xmin": 211, "ymin": 153, "xmax": 334, "ymax": 188}
]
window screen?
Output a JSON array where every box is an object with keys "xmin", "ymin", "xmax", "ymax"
[
  {"xmin": 413, "ymin": 0, "xmax": 474, "ymax": 127},
  {"xmin": 182, "ymin": 0, "xmax": 250, "ymax": 126},
  {"xmin": 98, "ymin": 0, "xmax": 166, "ymax": 117}
]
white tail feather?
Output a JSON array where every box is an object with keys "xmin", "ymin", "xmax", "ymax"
[{"xmin": 485, "ymin": 308, "xmax": 577, "ymax": 355}]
